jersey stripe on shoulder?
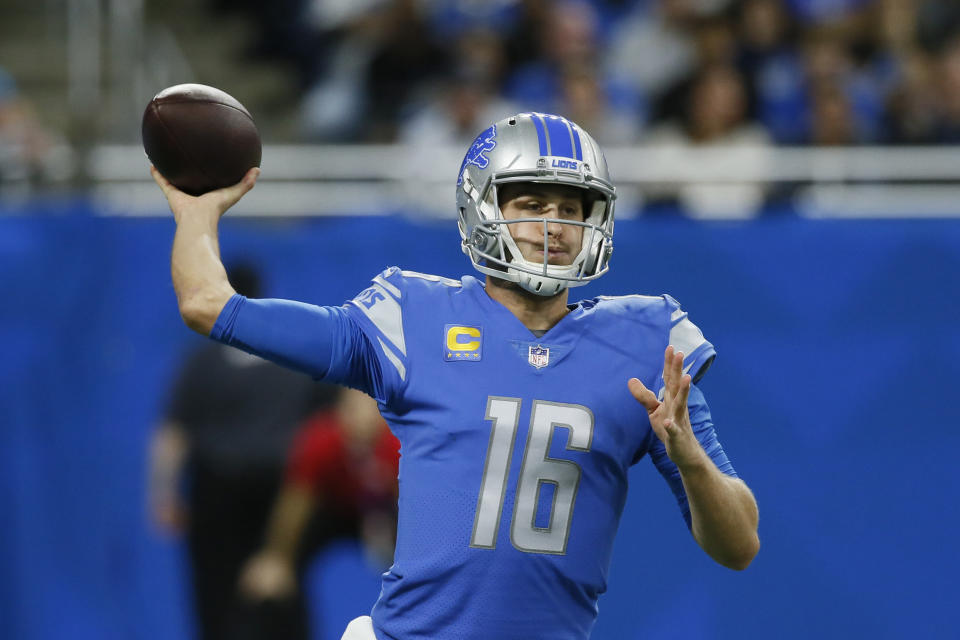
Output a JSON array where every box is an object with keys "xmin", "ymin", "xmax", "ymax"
[
  {"xmin": 349, "ymin": 283, "xmax": 406, "ymax": 356},
  {"xmin": 377, "ymin": 337, "xmax": 406, "ymax": 381},
  {"xmin": 374, "ymin": 273, "xmax": 401, "ymax": 299},
  {"xmin": 667, "ymin": 304, "xmax": 715, "ymax": 384},
  {"xmin": 595, "ymin": 294, "xmax": 662, "ymax": 303},
  {"xmin": 670, "ymin": 312, "xmax": 708, "ymax": 367},
  {"xmin": 399, "ymin": 270, "xmax": 462, "ymax": 288}
]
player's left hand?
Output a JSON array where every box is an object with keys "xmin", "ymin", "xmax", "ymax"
[{"xmin": 628, "ymin": 346, "xmax": 708, "ymax": 471}]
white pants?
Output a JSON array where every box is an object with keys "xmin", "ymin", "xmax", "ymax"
[{"xmin": 341, "ymin": 616, "xmax": 377, "ymax": 640}]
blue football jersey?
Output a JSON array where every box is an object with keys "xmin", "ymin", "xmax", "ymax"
[{"xmin": 332, "ymin": 268, "xmax": 735, "ymax": 640}]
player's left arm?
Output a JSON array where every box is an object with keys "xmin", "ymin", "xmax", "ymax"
[{"xmin": 629, "ymin": 346, "xmax": 760, "ymax": 570}]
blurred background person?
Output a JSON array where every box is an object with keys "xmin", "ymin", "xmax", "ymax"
[
  {"xmin": 147, "ymin": 263, "xmax": 335, "ymax": 640},
  {"xmin": 239, "ymin": 388, "xmax": 400, "ymax": 637},
  {"xmin": 398, "ymin": 28, "xmax": 516, "ymax": 149},
  {"xmin": 643, "ymin": 62, "xmax": 772, "ymax": 218},
  {"xmin": 0, "ymin": 66, "xmax": 72, "ymax": 193},
  {"xmin": 604, "ymin": 0, "xmax": 706, "ymax": 113}
]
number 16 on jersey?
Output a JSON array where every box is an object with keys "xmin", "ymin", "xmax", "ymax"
[{"xmin": 470, "ymin": 396, "xmax": 595, "ymax": 555}]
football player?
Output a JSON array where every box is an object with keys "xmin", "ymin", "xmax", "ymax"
[{"xmin": 152, "ymin": 112, "xmax": 759, "ymax": 640}]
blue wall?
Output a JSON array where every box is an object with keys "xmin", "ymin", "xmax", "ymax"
[{"xmin": 1, "ymin": 209, "xmax": 957, "ymax": 639}]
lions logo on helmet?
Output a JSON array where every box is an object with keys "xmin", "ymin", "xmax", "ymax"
[
  {"xmin": 457, "ymin": 124, "xmax": 497, "ymax": 186},
  {"xmin": 456, "ymin": 113, "xmax": 616, "ymax": 297}
]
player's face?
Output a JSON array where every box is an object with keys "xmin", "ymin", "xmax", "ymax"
[{"xmin": 498, "ymin": 183, "xmax": 585, "ymax": 266}]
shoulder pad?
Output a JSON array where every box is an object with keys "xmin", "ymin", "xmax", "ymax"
[
  {"xmin": 662, "ymin": 295, "xmax": 715, "ymax": 384},
  {"xmin": 399, "ymin": 269, "xmax": 462, "ymax": 288},
  {"xmin": 347, "ymin": 269, "xmax": 409, "ymax": 377},
  {"xmin": 590, "ymin": 293, "xmax": 673, "ymax": 322}
]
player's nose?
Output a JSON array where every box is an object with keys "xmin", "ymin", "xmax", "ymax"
[{"xmin": 543, "ymin": 212, "xmax": 564, "ymax": 235}]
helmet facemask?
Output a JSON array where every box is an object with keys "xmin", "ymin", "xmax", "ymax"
[{"xmin": 457, "ymin": 116, "xmax": 616, "ymax": 296}]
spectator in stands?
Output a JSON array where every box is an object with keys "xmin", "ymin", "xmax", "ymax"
[
  {"xmin": 211, "ymin": 0, "xmax": 325, "ymax": 88},
  {"xmin": 239, "ymin": 388, "xmax": 400, "ymax": 620},
  {"xmin": 148, "ymin": 263, "xmax": 334, "ymax": 640},
  {"xmin": 651, "ymin": 12, "xmax": 742, "ymax": 128},
  {"xmin": 501, "ymin": 0, "xmax": 642, "ymax": 136},
  {"xmin": 361, "ymin": 0, "xmax": 450, "ymax": 141},
  {"xmin": 604, "ymin": 0, "xmax": 718, "ymax": 112},
  {"xmin": 299, "ymin": 1, "xmax": 393, "ymax": 141},
  {"xmin": 930, "ymin": 31, "xmax": 960, "ymax": 143},
  {"xmin": 735, "ymin": 0, "xmax": 802, "ymax": 139},
  {"xmin": 398, "ymin": 24, "xmax": 516, "ymax": 146},
  {"xmin": 808, "ymin": 79, "xmax": 859, "ymax": 145},
  {"xmin": 648, "ymin": 62, "xmax": 767, "ymax": 146},
  {"xmin": 883, "ymin": 5, "xmax": 960, "ymax": 144},
  {"xmin": 556, "ymin": 61, "xmax": 643, "ymax": 146},
  {"xmin": 503, "ymin": 0, "xmax": 604, "ymax": 111},
  {"xmin": 301, "ymin": 0, "xmax": 449, "ymax": 142},
  {"xmin": 883, "ymin": 48, "xmax": 938, "ymax": 144},
  {"xmin": 644, "ymin": 62, "xmax": 772, "ymax": 218},
  {"xmin": 399, "ymin": 65, "xmax": 517, "ymax": 151},
  {"xmin": 0, "ymin": 67, "xmax": 72, "ymax": 190},
  {"xmin": 737, "ymin": 0, "xmax": 798, "ymax": 74}
]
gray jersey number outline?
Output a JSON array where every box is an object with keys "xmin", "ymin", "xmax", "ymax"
[{"xmin": 470, "ymin": 397, "xmax": 594, "ymax": 554}]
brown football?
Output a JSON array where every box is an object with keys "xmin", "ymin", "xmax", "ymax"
[{"xmin": 142, "ymin": 84, "xmax": 261, "ymax": 196}]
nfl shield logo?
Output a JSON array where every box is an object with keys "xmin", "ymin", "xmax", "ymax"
[{"xmin": 528, "ymin": 345, "xmax": 550, "ymax": 369}]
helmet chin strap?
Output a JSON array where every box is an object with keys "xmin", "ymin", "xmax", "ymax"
[{"xmin": 514, "ymin": 271, "xmax": 567, "ymax": 297}]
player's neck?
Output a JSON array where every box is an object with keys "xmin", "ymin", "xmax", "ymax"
[{"xmin": 485, "ymin": 275, "xmax": 571, "ymax": 333}]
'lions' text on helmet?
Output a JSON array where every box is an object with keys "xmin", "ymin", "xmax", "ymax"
[{"xmin": 456, "ymin": 112, "xmax": 616, "ymax": 296}]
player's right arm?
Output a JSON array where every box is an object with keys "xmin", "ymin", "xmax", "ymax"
[
  {"xmin": 154, "ymin": 169, "xmax": 406, "ymax": 403},
  {"xmin": 152, "ymin": 166, "xmax": 259, "ymax": 334}
]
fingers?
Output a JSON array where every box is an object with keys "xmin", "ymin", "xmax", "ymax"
[
  {"xmin": 662, "ymin": 345, "xmax": 674, "ymax": 391},
  {"xmin": 150, "ymin": 166, "xmax": 177, "ymax": 198},
  {"xmin": 675, "ymin": 373, "xmax": 691, "ymax": 414},
  {"xmin": 628, "ymin": 377, "xmax": 660, "ymax": 414},
  {"xmin": 216, "ymin": 167, "xmax": 260, "ymax": 211},
  {"xmin": 661, "ymin": 346, "xmax": 685, "ymax": 401},
  {"xmin": 150, "ymin": 165, "xmax": 259, "ymax": 209}
]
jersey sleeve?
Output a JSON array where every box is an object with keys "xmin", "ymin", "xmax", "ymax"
[
  {"xmin": 648, "ymin": 384, "xmax": 738, "ymax": 529},
  {"xmin": 662, "ymin": 294, "xmax": 715, "ymax": 387},
  {"xmin": 208, "ymin": 291, "xmax": 394, "ymax": 403}
]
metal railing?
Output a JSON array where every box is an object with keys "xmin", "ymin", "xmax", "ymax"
[{"xmin": 88, "ymin": 144, "xmax": 960, "ymax": 219}]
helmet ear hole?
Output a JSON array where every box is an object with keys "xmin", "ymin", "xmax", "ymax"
[{"xmin": 470, "ymin": 227, "xmax": 498, "ymax": 254}]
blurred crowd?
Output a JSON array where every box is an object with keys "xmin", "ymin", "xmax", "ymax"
[
  {"xmin": 215, "ymin": 0, "xmax": 960, "ymax": 149},
  {"xmin": 4, "ymin": 0, "xmax": 960, "ymax": 202}
]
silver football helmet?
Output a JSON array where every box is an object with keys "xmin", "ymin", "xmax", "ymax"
[{"xmin": 456, "ymin": 112, "xmax": 616, "ymax": 296}]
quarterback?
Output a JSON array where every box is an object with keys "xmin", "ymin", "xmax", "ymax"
[{"xmin": 153, "ymin": 112, "xmax": 759, "ymax": 640}]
